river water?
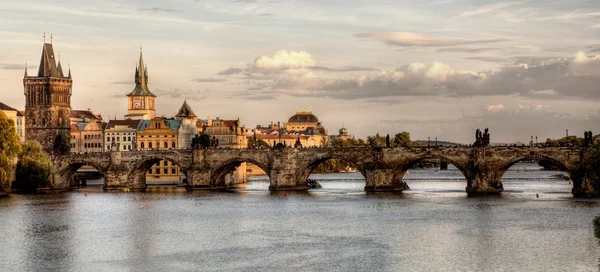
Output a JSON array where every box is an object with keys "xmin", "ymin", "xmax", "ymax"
[{"xmin": 0, "ymin": 162, "xmax": 598, "ymax": 271}]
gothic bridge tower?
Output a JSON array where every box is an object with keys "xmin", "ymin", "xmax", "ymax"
[{"xmin": 23, "ymin": 41, "xmax": 73, "ymax": 154}]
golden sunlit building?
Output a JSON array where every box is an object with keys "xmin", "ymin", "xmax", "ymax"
[{"xmin": 137, "ymin": 117, "xmax": 183, "ymax": 183}]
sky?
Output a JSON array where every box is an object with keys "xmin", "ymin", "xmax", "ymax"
[{"xmin": 2, "ymin": 0, "xmax": 600, "ymax": 143}]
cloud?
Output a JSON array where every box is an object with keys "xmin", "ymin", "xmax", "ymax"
[
  {"xmin": 486, "ymin": 104, "xmax": 505, "ymax": 111},
  {"xmin": 218, "ymin": 67, "xmax": 244, "ymax": 76},
  {"xmin": 436, "ymin": 47, "xmax": 504, "ymax": 53},
  {"xmin": 138, "ymin": 7, "xmax": 180, "ymax": 13},
  {"xmin": 217, "ymin": 50, "xmax": 600, "ymax": 102},
  {"xmin": 258, "ymin": 13, "xmax": 273, "ymax": 16},
  {"xmin": 466, "ymin": 56, "xmax": 510, "ymax": 63},
  {"xmin": 154, "ymin": 88, "xmax": 207, "ymax": 100},
  {"xmin": 1, "ymin": 63, "xmax": 32, "ymax": 70},
  {"xmin": 457, "ymin": 2, "xmax": 523, "ymax": 18},
  {"xmin": 355, "ymin": 32, "xmax": 509, "ymax": 47},
  {"xmin": 192, "ymin": 78, "xmax": 228, "ymax": 83},
  {"xmin": 110, "ymin": 80, "xmax": 132, "ymax": 85}
]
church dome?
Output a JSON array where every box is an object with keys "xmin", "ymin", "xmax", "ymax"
[
  {"xmin": 339, "ymin": 127, "xmax": 348, "ymax": 135},
  {"xmin": 288, "ymin": 110, "xmax": 319, "ymax": 123}
]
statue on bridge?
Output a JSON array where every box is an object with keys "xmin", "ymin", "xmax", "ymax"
[
  {"xmin": 584, "ymin": 131, "xmax": 594, "ymax": 147},
  {"xmin": 294, "ymin": 137, "xmax": 303, "ymax": 148},
  {"xmin": 474, "ymin": 128, "xmax": 491, "ymax": 147}
]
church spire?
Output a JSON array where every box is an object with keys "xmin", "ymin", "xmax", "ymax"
[
  {"xmin": 128, "ymin": 46, "xmax": 155, "ymax": 97},
  {"xmin": 24, "ymin": 63, "xmax": 28, "ymax": 77},
  {"xmin": 67, "ymin": 63, "xmax": 71, "ymax": 79}
]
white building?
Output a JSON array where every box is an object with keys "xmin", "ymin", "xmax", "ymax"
[{"xmin": 104, "ymin": 119, "xmax": 141, "ymax": 151}]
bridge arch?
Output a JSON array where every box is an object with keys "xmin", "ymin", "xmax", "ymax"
[
  {"xmin": 53, "ymin": 159, "xmax": 108, "ymax": 188},
  {"xmin": 294, "ymin": 153, "xmax": 371, "ymax": 188},
  {"xmin": 391, "ymin": 154, "xmax": 471, "ymax": 189},
  {"xmin": 211, "ymin": 157, "xmax": 270, "ymax": 187},
  {"xmin": 127, "ymin": 154, "xmax": 190, "ymax": 190},
  {"xmin": 495, "ymin": 153, "xmax": 578, "ymax": 191}
]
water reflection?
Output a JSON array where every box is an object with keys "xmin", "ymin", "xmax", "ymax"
[
  {"xmin": 23, "ymin": 194, "xmax": 74, "ymax": 271},
  {"xmin": 0, "ymin": 162, "xmax": 599, "ymax": 271}
]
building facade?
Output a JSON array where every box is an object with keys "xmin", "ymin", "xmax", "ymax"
[
  {"xmin": 104, "ymin": 119, "xmax": 141, "ymax": 151},
  {"xmin": 137, "ymin": 117, "xmax": 182, "ymax": 182},
  {"xmin": 23, "ymin": 42, "xmax": 73, "ymax": 153},
  {"xmin": 175, "ymin": 100, "xmax": 198, "ymax": 149},
  {"xmin": 0, "ymin": 102, "xmax": 25, "ymax": 142},
  {"xmin": 203, "ymin": 117, "xmax": 247, "ymax": 148},
  {"xmin": 125, "ymin": 49, "xmax": 156, "ymax": 120},
  {"xmin": 70, "ymin": 121, "xmax": 104, "ymax": 153}
]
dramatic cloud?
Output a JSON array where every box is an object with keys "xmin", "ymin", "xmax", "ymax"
[
  {"xmin": 218, "ymin": 50, "xmax": 600, "ymax": 101},
  {"xmin": 355, "ymin": 32, "xmax": 509, "ymax": 47},
  {"xmin": 192, "ymin": 78, "xmax": 228, "ymax": 83}
]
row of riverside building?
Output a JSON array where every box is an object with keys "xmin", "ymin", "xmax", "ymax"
[{"xmin": 1, "ymin": 41, "xmax": 353, "ymax": 182}]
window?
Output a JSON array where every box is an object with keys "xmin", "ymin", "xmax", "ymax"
[
  {"xmin": 172, "ymin": 142, "xmax": 176, "ymax": 148},
  {"xmin": 117, "ymin": 137, "xmax": 120, "ymax": 141},
  {"xmin": 163, "ymin": 168, "xmax": 167, "ymax": 174},
  {"xmin": 164, "ymin": 142, "xmax": 168, "ymax": 148},
  {"xmin": 163, "ymin": 161, "xmax": 168, "ymax": 166},
  {"xmin": 128, "ymin": 137, "xmax": 131, "ymax": 141},
  {"xmin": 107, "ymin": 137, "xmax": 110, "ymax": 141},
  {"xmin": 171, "ymin": 168, "xmax": 176, "ymax": 174},
  {"xmin": 149, "ymin": 142, "xmax": 153, "ymax": 149},
  {"xmin": 141, "ymin": 142, "xmax": 145, "ymax": 149},
  {"xmin": 112, "ymin": 137, "xmax": 115, "ymax": 142}
]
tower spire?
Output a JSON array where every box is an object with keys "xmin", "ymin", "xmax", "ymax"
[
  {"xmin": 67, "ymin": 63, "xmax": 71, "ymax": 79},
  {"xmin": 24, "ymin": 63, "xmax": 28, "ymax": 77}
]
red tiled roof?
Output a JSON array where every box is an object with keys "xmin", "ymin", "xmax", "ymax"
[
  {"xmin": 71, "ymin": 110, "xmax": 103, "ymax": 120},
  {"xmin": 0, "ymin": 101, "xmax": 18, "ymax": 111},
  {"xmin": 256, "ymin": 134, "xmax": 309, "ymax": 140},
  {"xmin": 70, "ymin": 124, "xmax": 79, "ymax": 131}
]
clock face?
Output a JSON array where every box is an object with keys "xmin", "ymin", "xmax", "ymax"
[{"xmin": 134, "ymin": 100, "xmax": 141, "ymax": 109}]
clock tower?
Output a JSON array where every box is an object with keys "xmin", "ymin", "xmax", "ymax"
[{"xmin": 125, "ymin": 48, "xmax": 156, "ymax": 120}]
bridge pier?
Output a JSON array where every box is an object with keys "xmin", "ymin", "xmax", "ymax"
[
  {"xmin": 269, "ymin": 168, "xmax": 309, "ymax": 191},
  {"xmin": 364, "ymin": 169, "xmax": 408, "ymax": 192},
  {"xmin": 572, "ymin": 174, "xmax": 600, "ymax": 197},
  {"xmin": 465, "ymin": 167, "xmax": 504, "ymax": 195}
]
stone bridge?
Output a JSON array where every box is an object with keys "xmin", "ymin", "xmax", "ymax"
[{"xmin": 51, "ymin": 146, "xmax": 600, "ymax": 197}]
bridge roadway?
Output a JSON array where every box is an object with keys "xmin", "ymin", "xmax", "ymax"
[{"xmin": 51, "ymin": 146, "xmax": 600, "ymax": 197}]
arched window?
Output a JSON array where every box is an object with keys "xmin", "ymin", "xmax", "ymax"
[
  {"xmin": 141, "ymin": 142, "xmax": 145, "ymax": 149},
  {"xmin": 149, "ymin": 142, "xmax": 153, "ymax": 149},
  {"xmin": 172, "ymin": 142, "xmax": 176, "ymax": 148},
  {"xmin": 164, "ymin": 142, "xmax": 168, "ymax": 149}
]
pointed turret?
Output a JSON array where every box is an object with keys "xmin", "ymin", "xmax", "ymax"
[
  {"xmin": 67, "ymin": 64, "xmax": 72, "ymax": 79},
  {"xmin": 57, "ymin": 60, "xmax": 64, "ymax": 78},
  {"xmin": 176, "ymin": 100, "xmax": 196, "ymax": 119},
  {"xmin": 37, "ymin": 43, "xmax": 59, "ymax": 77},
  {"xmin": 127, "ymin": 47, "xmax": 155, "ymax": 97},
  {"xmin": 24, "ymin": 63, "xmax": 28, "ymax": 78}
]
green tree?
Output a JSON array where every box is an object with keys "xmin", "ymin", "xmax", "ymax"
[
  {"xmin": 393, "ymin": 132, "xmax": 411, "ymax": 147},
  {"xmin": 12, "ymin": 140, "xmax": 52, "ymax": 193},
  {"xmin": 0, "ymin": 111, "xmax": 21, "ymax": 194}
]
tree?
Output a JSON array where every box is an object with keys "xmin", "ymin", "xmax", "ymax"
[
  {"xmin": 0, "ymin": 111, "xmax": 21, "ymax": 194},
  {"xmin": 393, "ymin": 132, "xmax": 411, "ymax": 147},
  {"xmin": 198, "ymin": 133, "xmax": 212, "ymax": 148},
  {"xmin": 12, "ymin": 140, "xmax": 52, "ymax": 193},
  {"xmin": 248, "ymin": 137, "xmax": 270, "ymax": 149}
]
